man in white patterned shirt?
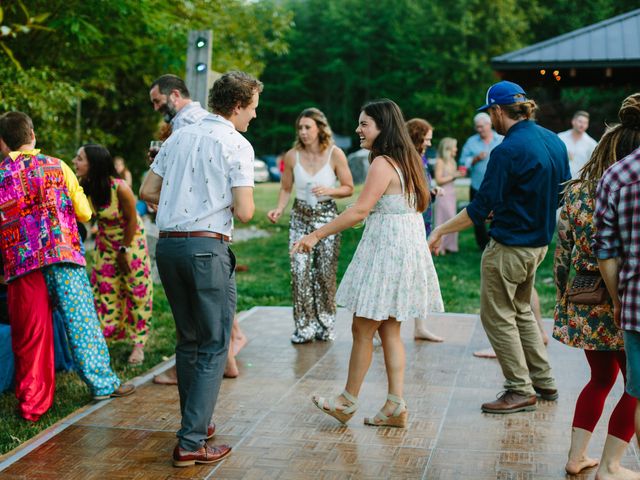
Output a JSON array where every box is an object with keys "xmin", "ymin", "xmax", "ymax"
[{"xmin": 141, "ymin": 71, "xmax": 262, "ymax": 467}]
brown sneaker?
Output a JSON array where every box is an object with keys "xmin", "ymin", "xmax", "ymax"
[
  {"xmin": 533, "ymin": 385, "xmax": 559, "ymax": 401},
  {"xmin": 172, "ymin": 443, "xmax": 232, "ymax": 467},
  {"xmin": 207, "ymin": 423, "xmax": 215, "ymax": 440},
  {"xmin": 481, "ymin": 390, "xmax": 537, "ymax": 414},
  {"xmin": 93, "ymin": 383, "xmax": 136, "ymax": 401}
]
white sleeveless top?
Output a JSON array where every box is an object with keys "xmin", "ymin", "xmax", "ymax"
[{"xmin": 294, "ymin": 145, "xmax": 337, "ymax": 205}]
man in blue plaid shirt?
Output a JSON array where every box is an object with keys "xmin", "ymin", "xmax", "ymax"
[{"xmin": 594, "ymin": 145, "xmax": 640, "ymax": 446}]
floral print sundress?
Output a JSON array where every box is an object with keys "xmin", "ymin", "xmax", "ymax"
[{"xmin": 90, "ymin": 178, "xmax": 153, "ymax": 347}]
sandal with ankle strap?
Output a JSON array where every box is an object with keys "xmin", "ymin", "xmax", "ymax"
[
  {"xmin": 312, "ymin": 390, "xmax": 358, "ymax": 424},
  {"xmin": 364, "ymin": 394, "xmax": 408, "ymax": 428}
]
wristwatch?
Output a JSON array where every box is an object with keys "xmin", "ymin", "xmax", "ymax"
[{"xmin": 118, "ymin": 246, "xmax": 129, "ymax": 254}]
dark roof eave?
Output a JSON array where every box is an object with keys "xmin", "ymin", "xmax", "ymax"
[{"xmin": 492, "ymin": 60, "xmax": 640, "ymax": 70}]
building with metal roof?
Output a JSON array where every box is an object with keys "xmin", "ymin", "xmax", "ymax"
[{"xmin": 492, "ymin": 8, "xmax": 640, "ymax": 86}]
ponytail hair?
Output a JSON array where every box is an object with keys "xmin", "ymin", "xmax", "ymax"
[{"xmin": 499, "ymin": 99, "xmax": 538, "ymax": 121}]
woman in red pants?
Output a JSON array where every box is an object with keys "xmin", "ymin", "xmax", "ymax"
[{"xmin": 553, "ymin": 94, "xmax": 640, "ymax": 478}]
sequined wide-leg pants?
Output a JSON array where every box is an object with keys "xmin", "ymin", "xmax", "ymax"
[{"xmin": 289, "ymin": 199, "xmax": 340, "ymax": 343}]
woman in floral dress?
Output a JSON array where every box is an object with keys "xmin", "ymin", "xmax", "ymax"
[
  {"xmin": 553, "ymin": 93, "xmax": 640, "ymax": 477},
  {"xmin": 74, "ymin": 144, "xmax": 153, "ymax": 365}
]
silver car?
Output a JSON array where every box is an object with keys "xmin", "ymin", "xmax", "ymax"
[{"xmin": 254, "ymin": 158, "xmax": 270, "ymax": 183}]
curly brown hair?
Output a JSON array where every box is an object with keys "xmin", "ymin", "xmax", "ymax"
[
  {"xmin": 208, "ymin": 71, "xmax": 264, "ymax": 117},
  {"xmin": 293, "ymin": 108, "xmax": 334, "ymax": 152}
]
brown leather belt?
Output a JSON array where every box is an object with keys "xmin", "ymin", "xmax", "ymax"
[{"xmin": 159, "ymin": 231, "xmax": 231, "ymax": 242}]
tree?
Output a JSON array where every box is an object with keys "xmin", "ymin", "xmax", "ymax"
[
  {"xmin": 251, "ymin": 0, "xmax": 537, "ymax": 154},
  {"xmin": 0, "ymin": 0, "xmax": 292, "ymax": 183}
]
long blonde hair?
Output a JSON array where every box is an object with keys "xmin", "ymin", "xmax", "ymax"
[{"xmin": 437, "ymin": 137, "xmax": 457, "ymax": 166}]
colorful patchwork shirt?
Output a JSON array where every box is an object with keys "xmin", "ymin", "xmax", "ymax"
[{"xmin": 0, "ymin": 150, "xmax": 87, "ymax": 281}]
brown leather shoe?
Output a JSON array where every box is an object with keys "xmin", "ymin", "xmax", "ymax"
[
  {"xmin": 93, "ymin": 383, "xmax": 136, "ymax": 401},
  {"xmin": 481, "ymin": 390, "xmax": 537, "ymax": 414},
  {"xmin": 533, "ymin": 385, "xmax": 559, "ymax": 401},
  {"xmin": 172, "ymin": 443, "xmax": 232, "ymax": 467},
  {"xmin": 207, "ymin": 423, "xmax": 215, "ymax": 439}
]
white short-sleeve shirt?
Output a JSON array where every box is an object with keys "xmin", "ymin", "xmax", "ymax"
[
  {"xmin": 557, "ymin": 129, "xmax": 598, "ymax": 179},
  {"xmin": 151, "ymin": 114, "xmax": 255, "ymax": 236}
]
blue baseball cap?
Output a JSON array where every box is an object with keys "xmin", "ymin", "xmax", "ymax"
[{"xmin": 477, "ymin": 81, "xmax": 527, "ymax": 111}]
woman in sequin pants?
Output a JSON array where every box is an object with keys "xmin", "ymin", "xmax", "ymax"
[{"xmin": 268, "ymin": 108, "xmax": 354, "ymax": 343}]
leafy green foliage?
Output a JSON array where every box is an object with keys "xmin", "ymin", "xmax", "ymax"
[
  {"xmin": 249, "ymin": 0, "xmax": 638, "ymax": 155},
  {"xmin": 251, "ymin": 0, "xmax": 538, "ymax": 153},
  {"xmin": 0, "ymin": 0, "xmax": 292, "ymax": 176}
]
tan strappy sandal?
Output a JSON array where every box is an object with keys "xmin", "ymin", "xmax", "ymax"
[
  {"xmin": 312, "ymin": 390, "xmax": 358, "ymax": 424},
  {"xmin": 364, "ymin": 394, "xmax": 407, "ymax": 428}
]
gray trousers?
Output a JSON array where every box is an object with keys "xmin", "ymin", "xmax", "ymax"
[{"xmin": 156, "ymin": 237, "xmax": 236, "ymax": 451}]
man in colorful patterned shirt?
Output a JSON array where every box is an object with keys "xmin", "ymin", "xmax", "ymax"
[
  {"xmin": 0, "ymin": 112, "xmax": 133, "ymax": 420},
  {"xmin": 594, "ymin": 145, "xmax": 640, "ymax": 446}
]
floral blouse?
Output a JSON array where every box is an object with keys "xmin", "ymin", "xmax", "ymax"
[{"xmin": 552, "ymin": 181, "xmax": 623, "ymax": 350}]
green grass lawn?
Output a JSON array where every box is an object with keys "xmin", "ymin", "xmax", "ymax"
[{"xmin": 0, "ymin": 182, "xmax": 557, "ymax": 455}]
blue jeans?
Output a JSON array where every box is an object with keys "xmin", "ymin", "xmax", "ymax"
[{"xmin": 623, "ymin": 330, "xmax": 640, "ymax": 399}]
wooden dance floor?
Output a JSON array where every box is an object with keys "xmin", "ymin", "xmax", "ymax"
[{"xmin": 1, "ymin": 307, "xmax": 638, "ymax": 479}]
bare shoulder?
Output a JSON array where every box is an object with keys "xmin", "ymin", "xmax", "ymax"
[
  {"xmin": 330, "ymin": 146, "xmax": 348, "ymax": 166},
  {"xmin": 283, "ymin": 148, "xmax": 297, "ymax": 167},
  {"xmin": 369, "ymin": 155, "xmax": 396, "ymax": 175},
  {"xmin": 115, "ymin": 178, "xmax": 134, "ymax": 196},
  {"xmin": 371, "ymin": 155, "xmax": 396, "ymax": 169}
]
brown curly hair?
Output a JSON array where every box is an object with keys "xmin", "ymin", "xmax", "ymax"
[{"xmin": 208, "ymin": 71, "xmax": 264, "ymax": 117}]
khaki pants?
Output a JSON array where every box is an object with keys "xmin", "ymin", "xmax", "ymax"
[{"xmin": 480, "ymin": 239, "xmax": 556, "ymax": 396}]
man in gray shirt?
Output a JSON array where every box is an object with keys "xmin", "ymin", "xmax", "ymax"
[{"xmin": 141, "ymin": 71, "xmax": 262, "ymax": 467}]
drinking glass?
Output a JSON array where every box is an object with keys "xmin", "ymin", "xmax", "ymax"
[{"xmin": 149, "ymin": 140, "xmax": 163, "ymax": 159}]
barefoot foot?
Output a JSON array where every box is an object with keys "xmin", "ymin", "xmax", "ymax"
[
  {"xmin": 473, "ymin": 348, "xmax": 497, "ymax": 359},
  {"xmin": 565, "ymin": 456, "xmax": 599, "ymax": 475},
  {"xmin": 224, "ymin": 355, "xmax": 239, "ymax": 378},
  {"xmin": 595, "ymin": 465, "xmax": 640, "ymax": 480},
  {"xmin": 127, "ymin": 346, "xmax": 145, "ymax": 365},
  {"xmin": 232, "ymin": 333, "xmax": 248, "ymax": 356},
  {"xmin": 414, "ymin": 328, "xmax": 444, "ymax": 342},
  {"xmin": 153, "ymin": 366, "xmax": 178, "ymax": 385}
]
